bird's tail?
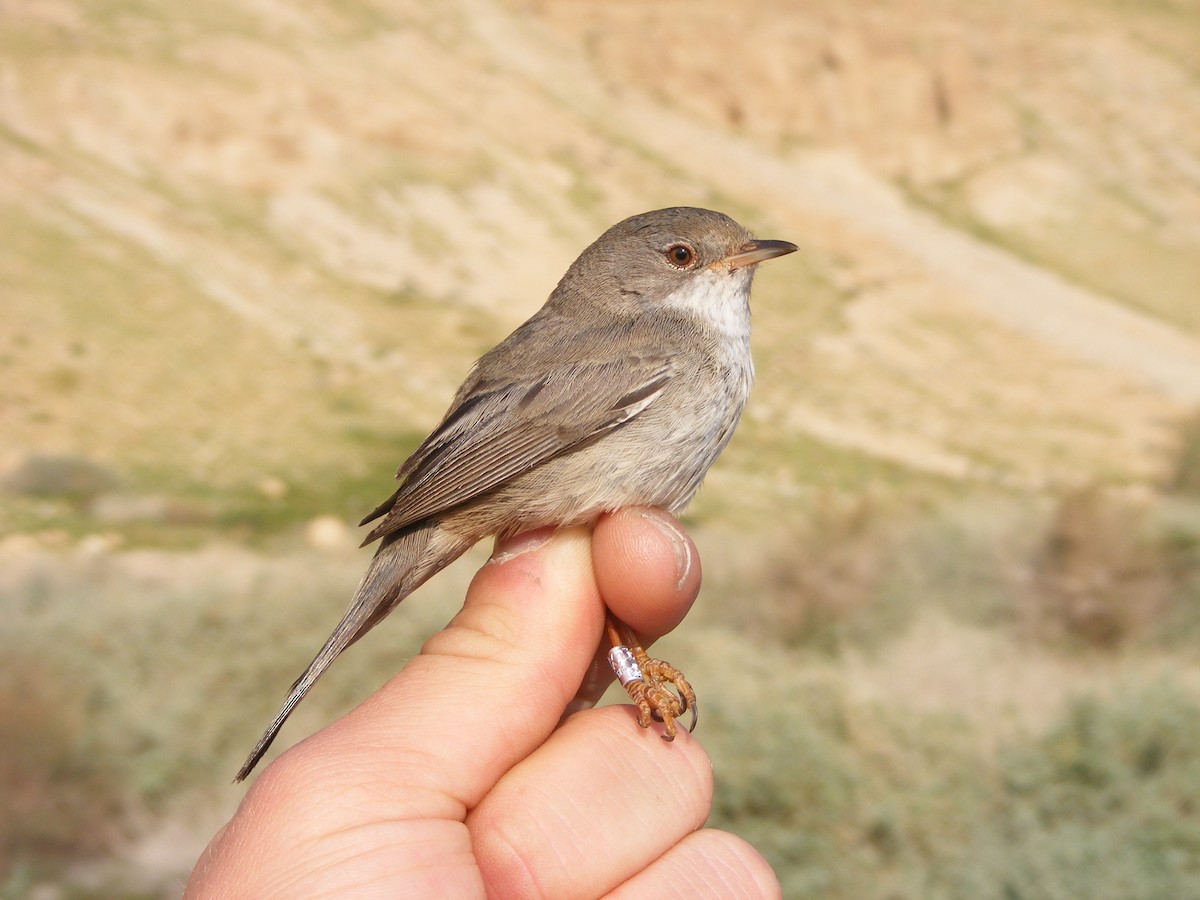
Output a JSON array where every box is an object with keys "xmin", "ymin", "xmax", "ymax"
[{"xmin": 235, "ymin": 522, "xmax": 472, "ymax": 782}]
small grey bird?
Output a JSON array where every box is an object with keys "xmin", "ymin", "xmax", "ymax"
[{"xmin": 236, "ymin": 207, "xmax": 796, "ymax": 781}]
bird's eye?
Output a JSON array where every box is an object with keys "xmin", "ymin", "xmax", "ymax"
[{"xmin": 664, "ymin": 243, "xmax": 697, "ymax": 269}]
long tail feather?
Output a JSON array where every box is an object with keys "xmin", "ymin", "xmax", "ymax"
[{"xmin": 235, "ymin": 523, "xmax": 471, "ymax": 781}]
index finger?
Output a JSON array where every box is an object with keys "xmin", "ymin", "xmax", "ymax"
[{"xmin": 252, "ymin": 510, "xmax": 698, "ymax": 814}]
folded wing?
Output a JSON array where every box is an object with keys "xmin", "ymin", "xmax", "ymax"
[{"xmin": 360, "ymin": 351, "xmax": 677, "ymax": 544}]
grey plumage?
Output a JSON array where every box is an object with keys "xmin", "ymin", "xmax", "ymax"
[{"xmin": 236, "ymin": 207, "xmax": 795, "ymax": 781}]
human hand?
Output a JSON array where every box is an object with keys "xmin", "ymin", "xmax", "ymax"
[{"xmin": 185, "ymin": 508, "xmax": 780, "ymax": 898}]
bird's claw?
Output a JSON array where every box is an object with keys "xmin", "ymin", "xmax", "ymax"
[{"xmin": 607, "ymin": 644, "xmax": 698, "ymax": 740}]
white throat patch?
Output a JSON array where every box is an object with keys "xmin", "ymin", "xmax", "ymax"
[{"xmin": 660, "ymin": 268, "xmax": 753, "ymax": 339}]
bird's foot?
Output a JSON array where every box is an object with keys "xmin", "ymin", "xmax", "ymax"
[{"xmin": 606, "ymin": 642, "xmax": 698, "ymax": 741}]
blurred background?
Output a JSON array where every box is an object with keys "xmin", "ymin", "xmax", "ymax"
[{"xmin": 3, "ymin": 0, "xmax": 1200, "ymax": 896}]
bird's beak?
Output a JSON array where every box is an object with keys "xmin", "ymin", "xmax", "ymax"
[{"xmin": 719, "ymin": 239, "xmax": 799, "ymax": 270}]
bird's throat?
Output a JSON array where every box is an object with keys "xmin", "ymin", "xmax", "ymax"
[{"xmin": 659, "ymin": 269, "xmax": 753, "ymax": 340}]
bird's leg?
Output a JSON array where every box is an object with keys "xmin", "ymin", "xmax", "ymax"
[{"xmin": 605, "ymin": 612, "xmax": 698, "ymax": 740}]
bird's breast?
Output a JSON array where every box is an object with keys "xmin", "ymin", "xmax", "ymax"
[{"xmin": 474, "ymin": 340, "xmax": 752, "ymax": 538}]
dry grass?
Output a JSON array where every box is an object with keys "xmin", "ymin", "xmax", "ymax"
[
  {"xmin": 685, "ymin": 481, "xmax": 1200, "ymax": 899},
  {"xmin": 1024, "ymin": 487, "xmax": 1185, "ymax": 648},
  {"xmin": 2, "ymin": 484, "xmax": 1200, "ymax": 896},
  {"xmin": 0, "ymin": 538, "xmax": 474, "ymax": 894},
  {"xmin": 1168, "ymin": 411, "xmax": 1200, "ymax": 497},
  {"xmin": 0, "ymin": 653, "xmax": 123, "ymax": 873},
  {"xmin": 3, "ymin": 2, "xmax": 1200, "ymax": 894}
]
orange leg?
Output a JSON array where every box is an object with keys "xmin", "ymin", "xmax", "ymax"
[{"xmin": 605, "ymin": 612, "xmax": 697, "ymax": 741}]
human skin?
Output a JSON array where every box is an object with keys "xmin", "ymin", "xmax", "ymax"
[{"xmin": 185, "ymin": 508, "xmax": 780, "ymax": 899}]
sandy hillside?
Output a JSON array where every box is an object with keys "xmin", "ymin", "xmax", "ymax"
[{"xmin": 2, "ymin": 0, "xmax": 1198, "ymax": 511}]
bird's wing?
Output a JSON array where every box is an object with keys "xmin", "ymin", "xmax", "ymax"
[{"xmin": 359, "ymin": 351, "xmax": 677, "ymax": 544}]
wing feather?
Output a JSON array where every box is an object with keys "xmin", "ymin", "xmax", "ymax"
[{"xmin": 360, "ymin": 353, "xmax": 675, "ymax": 544}]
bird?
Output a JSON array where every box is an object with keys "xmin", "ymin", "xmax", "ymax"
[{"xmin": 236, "ymin": 206, "xmax": 797, "ymax": 782}]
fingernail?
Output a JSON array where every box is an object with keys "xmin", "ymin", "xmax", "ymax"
[
  {"xmin": 639, "ymin": 510, "xmax": 693, "ymax": 592},
  {"xmin": 489, "ymin": 526, "xmax": 554, "ymax": 565}
]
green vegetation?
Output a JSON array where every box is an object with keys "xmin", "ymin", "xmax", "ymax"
[
  {"xmin": 694, "ymin": 485, "xmax": 1200, "ymax": 898},
  {"xmin": 5, "ymin": 0, "xmax": 1200, "ymax": 894},
  {"xmin": 707, "ymin": 677, "xmax": 1200, "ymax": 899},
  {"xmin": 3, "ymin": 479, "xmax": 1200, "ymax": 897}
]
